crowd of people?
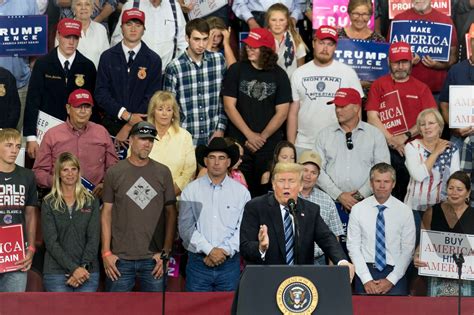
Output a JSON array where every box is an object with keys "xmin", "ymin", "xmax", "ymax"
[{"xmin": 0, "ymin": 0, "xmax": 474, "ymax": 299}]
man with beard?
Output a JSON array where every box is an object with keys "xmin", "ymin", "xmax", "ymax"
[
  {"xmin": 366, "ymin": 41, "xmax": 437, "ymax": 200},
  {"xmin": 393, "ymin": 0, "xmax": 458, "ymax": 98},
  {"xmin": 287, "ymin": 25, "xmax": 363, "ymax": 154}
]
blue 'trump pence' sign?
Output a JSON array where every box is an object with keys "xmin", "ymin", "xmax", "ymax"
[
  {"xmin": 334, "ymin": 39, "xmax": 390, "ymax": 81},
  {"xmin": 389, "ymin": 20, "xmax": 452, "ymax": 62},
  {"xmin": 0, "ymin": 15, "xmax": 48, "ymax": 56}
]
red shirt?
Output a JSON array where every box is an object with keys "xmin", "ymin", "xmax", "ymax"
[
  {"xmin": 365, "ymin": 74, "xmax": 437, "ymax": 135},
  {"xmin": 393, "ymin": 8, "xmax": 458, "ymax": 92}
]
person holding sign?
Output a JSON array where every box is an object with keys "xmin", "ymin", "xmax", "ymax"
[
  {"xmin": 41, "ymin": 152, "xmax": 100, "ymax": 292},
  {"xmin": 0, "ymin": 129, "xmax": 38, "ymax": 292},
  {"xmin": 414, "ymin": 171, "xmax": 474, "ymax": 296},
  {"xmin": 347, "ymin": 163, "xmax": 415, "ymax": 295},
  {"xmin": 366, "ymin": 41, "xmax": 437, "ymax": 201},
  {"xmin": 405, "ymin": 108, "xmax": 460, "ymax": 244}
]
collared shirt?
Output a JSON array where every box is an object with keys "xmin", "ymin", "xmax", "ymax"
[
  {"xmin": 163, "ymin": 50, "xmax": 227, "ymax": 146},
  {"xmin": 461, "ymin": 135, "xmax": 474, "ymax": 207},
  {"xmin": 33, "ymin": 119, "xmax": 118, "ymax": 188},
  {"xmin": 121, "ymin": 42, "xmax": 142, "ymax": 61},
  {"xmin": 315, "ymin": 120, "xmax": 390, "ymax": 200},
  {"xmin": 178, "ymin": 175, "xmax": 251, "ymax": 257},
  {"xmin": 111, "ymin": 0, "xmax": 187, "ymax": 70},
  {"xmin": 347, "ymin": 195, "xmax": 416, "ymax": 286},
  {"xmin": 0, "ymin": 0, "xmax": 39, "ymax": 88},
  {"xmin": 300, "ymin": 187, "xmax": 344, "ymax": 258},
  {"xmin": 148, "ymin": 126, "xmax": 196, "ymax": 191},
  {"xmin": 232, "ymin": 0, "xmax": 302, "ymax": 22},
  {"xmin": 57, "ymin": 50, "xmax": 76, "ymax": 70}
]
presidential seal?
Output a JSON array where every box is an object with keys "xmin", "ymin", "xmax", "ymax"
[
  {"xmin": 0, "ymin": 84, "xmax": 5, "ymax": 97},
  {"xmin": 138, "ymin": 67, "xmax": 147, "ymax": 80},
  {"xmin": 276, "ymin": 276, "xmax": 318, "ymax": 315},
  {"xmin": 75, "ymin": 74, "xmax": 85, "ymax": 87}
]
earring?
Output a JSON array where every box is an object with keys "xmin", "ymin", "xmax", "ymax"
[{"xmin": 466, "ymin": 198, "xmax": 470, "ymax": 205}]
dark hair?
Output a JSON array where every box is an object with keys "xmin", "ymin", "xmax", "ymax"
[
  {"xmin": 269, "ymin": 141, "xmax": 297, "ymax": 173},
  {"xmin": 185, "ymin": 18, "xmax": 210, "ymax": 37},
  {"xmin": 240, "ymin": 45, "xmax": 278, "ymax": 71},
  {"xmin": 447, "ymin": 171, "xmax": 471, "ymax": 192}
]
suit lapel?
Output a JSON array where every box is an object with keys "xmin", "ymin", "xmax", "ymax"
[{"xmin": 268, "ymin": 194, "xmax": 286, "ymax": 259}]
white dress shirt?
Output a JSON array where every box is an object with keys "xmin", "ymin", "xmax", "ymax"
[{"xmin": 347, "ymin": 195, "xmax": 416, "ymax": 285}]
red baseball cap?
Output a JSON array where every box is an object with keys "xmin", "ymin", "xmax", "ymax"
[
  {"xmin": 68, "ymin": 89, "xmax": 94, "ymax": 108},
  {"xmin": 389, "ymin": 41, "xmax": 413, "ymax": 62},
  {"xmin": 242, "ymin": 28, "xmax": 275, "ymax": 50},
  {"xmin": 314, "ymin": 25, "xmax": 338, "ymax": 43},
  {"xmin": 326, "ymin": 88, "xmax": 361, "ymax": 107},
  {"xmin": 57, "ymin": 18, "xmax": 82, "ymax": 37},
  {"xmin": 122, "ymin": 8, "xmax": 145, "ymax": 25}
]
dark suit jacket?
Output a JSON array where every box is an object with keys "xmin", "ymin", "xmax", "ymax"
[{"xmin": 240, "ymin": 193, "xmax": 347, "ymax": 265}]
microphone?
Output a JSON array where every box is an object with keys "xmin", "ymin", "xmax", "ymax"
[{"xmin": 288, "ymin": 198, "xmax": 297, "ymax": 214}]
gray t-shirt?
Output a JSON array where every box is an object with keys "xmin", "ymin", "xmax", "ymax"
[{"xmin": 103, "ymin": 159, "xmax": 175, "ymax": 260}]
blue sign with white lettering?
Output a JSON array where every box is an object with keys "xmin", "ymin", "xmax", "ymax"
[
  {"xmin": 0, "ymin": 15, "xmax": 48, "ymax": 56},
  {"xmin": 389, "ymin": 20, "xmax": 452, "ymax": 62},
  {"xmin": 334, "ymin": 39, "xmax": 390, "ymax": 81}
]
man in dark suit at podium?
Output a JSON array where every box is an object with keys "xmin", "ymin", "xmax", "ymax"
[{"xmin": 240, "ymin": 162, "xmax": 354, "ymax": 279}]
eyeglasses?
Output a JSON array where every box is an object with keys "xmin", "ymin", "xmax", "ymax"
[
  {"xmin": 345, "ymin": 132, "xmax": 354, "ymax": 150},
  {"xmin": 350, "ymin": 12, "xmax": 371, "ymax": 19}
]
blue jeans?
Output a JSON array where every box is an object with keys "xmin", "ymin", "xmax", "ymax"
[
  {"xmin": 186, "ymin": 252, "xmax": 240, "ymax": 292},
  {"xmin": 43, "ymin": 272, "xmax": 99, "ymax": 292},
  {"xmin": 354, "ymin": 264, "xmax": 408, "ymax": 295},
  {"xmin": 105, "ymin": 258, "xmax": 164, "ymax": 292},
  {"xmin": 0, "ymin": 271, "xmax": 27, "ymax": 292}
]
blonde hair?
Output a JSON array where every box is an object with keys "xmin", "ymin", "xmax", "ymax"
[
  {"xmin": 271, "ymin": 162, "xmax": 304, "ymax": 182},
  {"xmin": 265, "ymin": 3, "xmax": 308, "ymax": 52},
  {"xmin": 0, "ymin": 128, "xmax": 21, "ymax": 144},
  {"xmin": 44, "ymin": 152, "xmax": 94, "ymax": 212},
  {"xmin": 147, "ymin": 91, "xmax": 180, "ymax": 132},
  {"xmin": 416, "ymin": 108, "xmax": 444, "ymax": 137}
]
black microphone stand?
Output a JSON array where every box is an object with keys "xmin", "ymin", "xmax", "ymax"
[
  {"xmin": 161, "ymin": 252, "xmax": 170, "ymax": 315},
  {"xmin": 288, "ymin": 199, "xmax": 299, "ymax": 265},
  {"xmin": 453, "ymin": 253, "xmax": 464, "ymax": 315}
]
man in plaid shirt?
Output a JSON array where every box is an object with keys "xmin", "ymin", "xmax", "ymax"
[
  {"xmin": 298, "ymin": 150, "xmax": 344, "ymax": 266},
  {"xmin": 163, "ymin": 18, "xmax": 227, "ymax": 146},
  {"xmin": 461, "ymin": 135, "xmax": 474, "ymax": 208}
]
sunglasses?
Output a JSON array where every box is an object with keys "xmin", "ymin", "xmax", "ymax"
[{"xmin": 345, "ymin": 132, "xmax": 353, "ymax": 150}]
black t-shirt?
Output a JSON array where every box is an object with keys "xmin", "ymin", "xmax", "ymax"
[{"xmin": 222, "ymin": 61, "xmax": 292, "ymax": 146}]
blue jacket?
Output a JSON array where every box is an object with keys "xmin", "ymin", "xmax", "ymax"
[{"xmin": 95, "ymin": 41, "xmax": 162, "ymax": 119}]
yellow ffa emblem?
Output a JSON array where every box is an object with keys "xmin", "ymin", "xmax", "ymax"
[
  {"xmin": 276, "ymin": 276, "xmax": 318, "ymax": 315},
  {"xmin": 0, "ymin": 84, "xmax": 5, "ymax": 97},
  {"xmin": 75, "ymin": 74, "xmax": 85, "ymax": 87},
  {"xmin": 137, "ymin": 67, "xmax": 147, "ymax": 80}
]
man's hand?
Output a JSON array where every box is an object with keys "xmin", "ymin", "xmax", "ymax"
[
  {"xmin": 337, "ymin": 191, "xmax": 359, "ymax": 211},
  {"xmin": 70, "ymin": 266, "xmax": 90, "ymax": 286},
  {"xmin": 15, "ymin": 250, "xmax": 34, "ymax": 271},
  {"xmin": 103, "ymin": 253, "xmax": 121, "ymax": 281},
  {"xmin": 151, "ymin": 252, "xmax": 167, "ymax": 279},
  {"xmin": 258, "ymin": 224, "xmax": 269, "ymax": 252},
  {"xmin": 26, "ymin": 141, "xmax": 39, "ymax": 159},
  {"xmin": 245, "ymin": 132, "xmax": 266, "ymax": 153},
  {"xmin": 127, "ymin": 113, "xmax": 147, "ymax": 126},
  {"xmin": 364, "ymin": 280, "xmax": 380, "ymax": 294},
  {"xmin": 207, "ymin": 248, "xmax": 228, "ymax": 266},
  {"xmin": 338, "ymin": 260, "xmax": 355, "ymax": 283},
  {"xmin": 247, "ymin": 18, "xmax": 260, "ymax": 29},
  {"xmin": 378, "ymin": 278, "xmax": 394, "ymax": 294},
  {"xmin": 203, "ymin": 256, "xmax": 215, "ymax": 267},
  {"xmin": 387, "ymin": 134, "xmax": 407, "ymax": 156},
  {"xmin": 92, "ymin": 182, "xmax": 104, "ymax": 198},
  {"xmin": 210, "ymin": 130, "xmax": 224, "ymax": 142},
  {"xmin": 114, "ymin": 124, "xmax": 132, "ymax": 150},
  {"xmin": 453, "ymin": 126, "xmax": 474, "ymax": 138}
]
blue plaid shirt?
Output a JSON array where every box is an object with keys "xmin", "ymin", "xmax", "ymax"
[{"xmin": 163, "ymin": 50, "xmax": 227, "ymax": 146}]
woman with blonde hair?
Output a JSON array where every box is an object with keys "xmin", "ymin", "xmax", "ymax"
[
  {"xmin": 265, "ymin": 3, "xmax": 307, "ymax": 78},
  {"xmin": 147, "ymin": 91, "xmax": 196, "ymax": 196},
  {"xmin": 42, "ymin": 152, "xmax": 100, "ymax": 292}
]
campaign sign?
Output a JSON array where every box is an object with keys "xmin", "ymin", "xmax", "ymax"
[
  {"xmin": 167, "ymin": 255, "xmax": 180, "ymax": 277},
  {"xmin": 448, "ymin": 86, "xmax": 474, "ymax": 128},
  {"xmin": 0, "ymin": 224, "xmax": 26, "ymax": 273},
  {"xmin": 466, "ymin": 33, "xmax": 472, "ymax": 60},
  {"xmin": 0, "ymin": 15, "xmax": 48, "ymax": 56},
  {"xmin": 334, "ymin": 39, "xmax": 389, "ymax": 81},
  {"xmin": 36, "ymin": 110, "xmax": 63, "ymax": 145},
  {"xmin": 185, "ymin": 0, "xmax": 227, "ymax": 19},
  {"xmin": 419, "ymin": 229, "xmax": 474, "ymax": 280},
  {"xmin": 389, "ymin": 20, "xmax": 452, "ymax": 62},
  {"xmin": 81, "ymin": 177, "xmax": 96, "ymax": 193},
  {"xmin": 312, "ymin": 0, "xmax": 374, "ymax": 30},
  {"xmin": 239, "ymin": 32, "xmax": 248, "ymax": 52},
  {"xmin": 378, "ymin": 90, "xmax": 409, "ymax": 135},
  {"xmin": 388, "ymin": 0, "xmax": 450, "ymax": 19}
]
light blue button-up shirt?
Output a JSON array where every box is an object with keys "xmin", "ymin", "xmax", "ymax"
[{"xmin": 178, "ymin": 175, "xmax": 251, "ymax": 257}]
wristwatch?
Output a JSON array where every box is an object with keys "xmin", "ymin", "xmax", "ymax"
[{"xmin": 405, "ymin": 131, "xmax": 412, "ymax": 139}]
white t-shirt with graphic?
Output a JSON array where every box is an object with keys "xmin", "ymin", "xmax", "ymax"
[{"xmin": 291, "ymin": 60, "xmax": 363, "ymax": 150}]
